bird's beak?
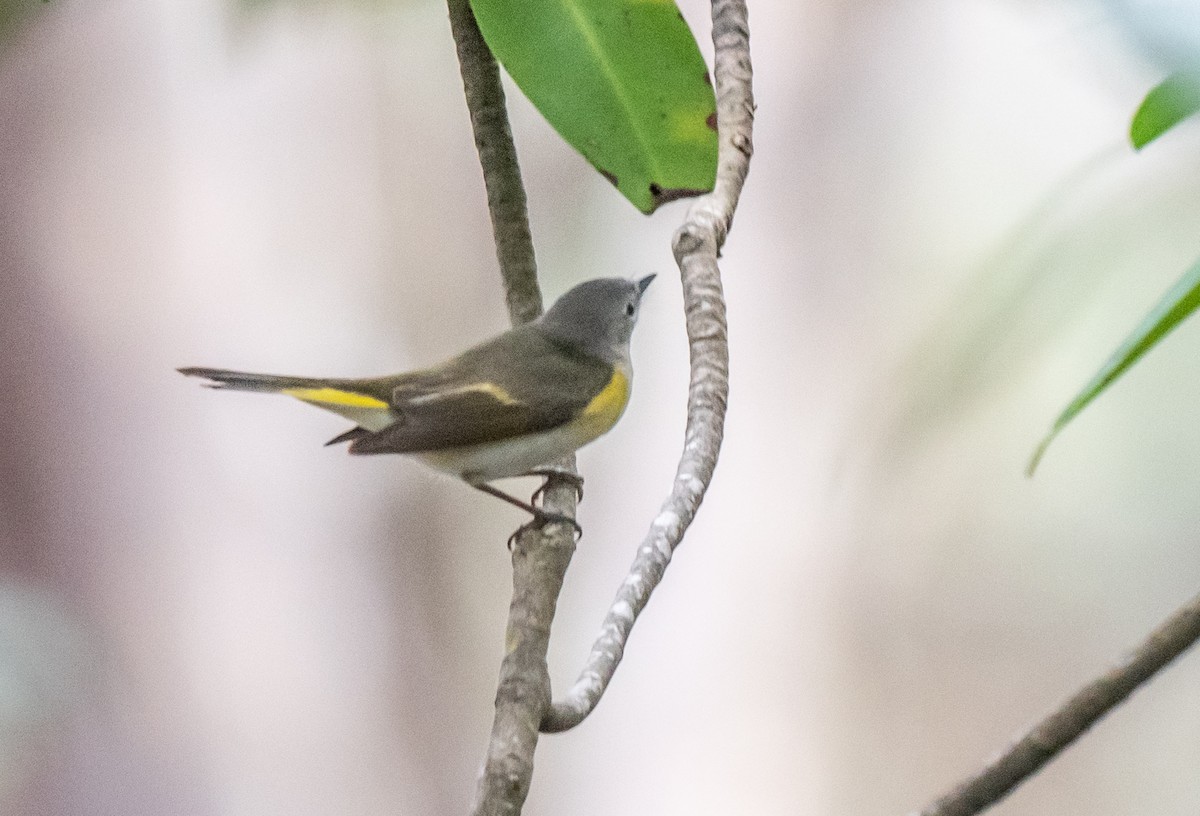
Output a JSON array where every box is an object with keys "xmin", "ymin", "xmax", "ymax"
[{"xmin": 636, "ymin": 274, "xmax": 656, "ymax": 297}]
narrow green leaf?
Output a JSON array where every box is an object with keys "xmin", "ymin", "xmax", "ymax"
[
  {"xmin": 469, "ymin": 0, "xmax": 717, "ymax": 214},
  {"xmin": 1029, "ymin": 256, "xmax": 1200, "ymax": 475},
  {"xmin": 1130, "ymin": 71, "xmax": 1200, "ymax": 149}
]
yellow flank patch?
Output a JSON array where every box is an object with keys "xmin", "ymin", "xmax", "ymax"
[
  {"xmin": 583, "ymin": 369, "xmax": 630, "ymax": 425},
  {"xmin": 281, "ymin": 387, "xmax": 389, "ymax": 409}
]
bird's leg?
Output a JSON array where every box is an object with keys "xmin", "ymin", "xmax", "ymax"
[
  {"xmin": 471, "ymin": 483, "xmax": 583, "ymax": 548},
  {"xmin": 525, "ymin": 466, "xmax": 585, "ymax": 506}
]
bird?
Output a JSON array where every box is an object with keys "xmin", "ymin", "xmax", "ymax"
[{"xmin": 180, "ymin": 275, "xmax": 655, "ymax": 535}]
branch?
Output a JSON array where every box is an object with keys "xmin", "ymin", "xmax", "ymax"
[
  {"xmin": 541, "ymin": 0, "xmax": 755, "ymax": 733},
  {"xmin": 913, "ymin": 591, "xmax": 1200, "ymax": 816},
  {"xmin": 445, "ymin": 2, "xmax": 579, "ymax": 813},
  {"xmin": 446, "ymin": 0, "xmax": 542, "ymax": 326}
]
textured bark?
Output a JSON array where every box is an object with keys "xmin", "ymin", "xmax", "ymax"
[
  {"xmin": 913, "ymin": 591, "xmax": 1200, "ymax": 816},
  {"xmin": 541, "ymin": 0, "xmax": 754, "ymax": 733},
  {"xmin": 446, "ymin": 0, "xmax": 541, "ymax": 328},
  {"xmin": 445, "ymin": 2, "xmax": 578, "ymax": 813}
]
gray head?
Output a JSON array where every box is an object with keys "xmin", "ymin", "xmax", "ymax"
[{"xmin": 538, "ymin": 275, "xmax": 655, "ymax": 363}]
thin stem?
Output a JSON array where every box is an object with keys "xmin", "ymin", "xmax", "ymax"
[
  {"xmin": 444, "ymin": 2, "xmax": 578, "ymax": 813},
  {"xmin": 913, "ymin": 591, "xmax": 1200, "ymax": 816},
  {"xmin": 446, "ymin": 0, "xmax": 541, "ymax": 326},
  {"xmin": 541, "ymin": 0, "xmax": 754, "ymax": 733}
]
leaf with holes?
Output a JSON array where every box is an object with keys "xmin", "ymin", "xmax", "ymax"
[
  {"xmin": 1029, "ymin": 256, "xmax": 1200, "ymax": 474},
  {"xmin": 469, "ymin": 0, "xmax": 718, "ymax": 214}
]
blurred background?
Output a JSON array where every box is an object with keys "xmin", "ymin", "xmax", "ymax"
[{"xmin": 3, "ymin": 0, "xmax": 1200, "ymax": 813}]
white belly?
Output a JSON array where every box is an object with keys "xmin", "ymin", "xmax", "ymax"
[{"xmin": 414, "ymin": 421, "xmax": 599, "ymax": 483}]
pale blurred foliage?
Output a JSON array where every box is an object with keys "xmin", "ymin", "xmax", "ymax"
[{"xmin": 2, "ymin": 0, "xmax": 1200, "ymax": 814}]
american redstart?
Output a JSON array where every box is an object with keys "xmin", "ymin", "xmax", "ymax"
[{"xmin": 180, "ymin": 275, "xmax": 654, "ymax": 533}]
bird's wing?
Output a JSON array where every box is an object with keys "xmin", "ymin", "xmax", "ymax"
[{"xmin": 348, "ymin": 328, "xmax": 613, "ymax": 455}]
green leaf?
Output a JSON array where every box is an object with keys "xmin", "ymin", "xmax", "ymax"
[
  {"xmin": 469, "ymin": 0, "xmax": 717, "ymax": 214},
  {"xmin": 1029, "ymin": 256, "xmax": 1200, "ymax": 474},
  {"xmin": 1130, "ymin": 71, "xmax": 1200, "ymax": 149}
]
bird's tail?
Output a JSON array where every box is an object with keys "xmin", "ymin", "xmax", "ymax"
[
  {"xmin": 177, "ymin": 367, "xmax": 325, "ymax": 393},
  {"xmin": 179, "ymin": 367, "xmax": 395, "ymax": 439}
]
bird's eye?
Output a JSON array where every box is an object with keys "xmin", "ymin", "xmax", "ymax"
[{"xmin": 625, "ymin": 302, "xmax": 635, "ymax": 317}]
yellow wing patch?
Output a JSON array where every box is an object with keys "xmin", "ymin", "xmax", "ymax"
[
  {"xmin": 282, "ymin": 387, "xmax": 389, "ymax": 409},
  {"xmin": 405, "ymin": 382, "xmax": 521, "ymax": 407},
  {"xmin": 582, "ymin": 369, "xmax": 630, "ymax": 428},
  {"xmin": 472, "ymin": 382, "xmax": 520, "ymax": 405}
]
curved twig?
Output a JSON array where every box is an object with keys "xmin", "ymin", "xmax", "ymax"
[
  {"xmin": 913, "ymin": 590, "xmax": 1200, "ymax": 816},
  {"xmin": 445, "ymin": 2, "xmax": 579, "ymax": 813},
  {"xmin": 541, "ymin": 0, "xmax": 754, "ymax": 734}
]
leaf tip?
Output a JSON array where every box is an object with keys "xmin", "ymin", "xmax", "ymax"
[
  {"xmin": 1026, "ymin": 433, "xmax": 1055, "ymax": 478},
  {"xmin": 1129, "ymin": 70, "xmax": 1200, "ymax": 150}
]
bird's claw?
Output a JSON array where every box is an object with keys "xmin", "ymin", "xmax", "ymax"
[
  {"xmin": 507, "ymin": 510, "xmax": 584, "ymax": 550},
  {"xmin": 527, "ymin": 467, "xmax": 585, "ymax": 506}
]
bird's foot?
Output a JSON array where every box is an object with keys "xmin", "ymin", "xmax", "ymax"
[
  {"xmin": 507, "ymin": 509, "xmax": 584, "ymax": 550},
  {"xmin": 526, "ymin": 467, "xmax": 585, "ymax": 505}
]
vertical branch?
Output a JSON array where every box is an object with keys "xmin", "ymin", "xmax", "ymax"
[
  {"xmin": 445, "ymin": 1, "xmax": 579, "ymax": 813},
  {"xmin": 446, "ymin": 0, "xmax": 542, "ymax": 325},
  {"xmin": 541, "ymin": 0, "xmax": 754, "ymax": 733}
]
